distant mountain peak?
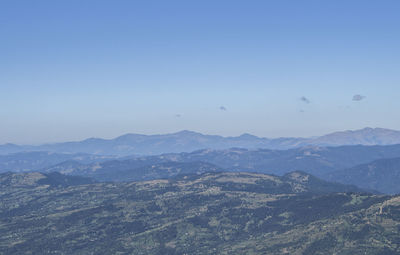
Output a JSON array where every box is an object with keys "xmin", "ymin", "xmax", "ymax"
[
  {"xmin": 238, "ymin": 133, "xmax": 259, "ymax": 139},
  {"xmin": 330, "ymin": 127, "xmax": 396, "ymax": 134},
  {"xmin": 2, "ymin": 127, "xmax": 400, "ymax": 156},
  {"xmin": 173, "ymin": 130, "xmax": 203, "ymax": 136},
  {"xmin": 361, "ymin": 127, "xmax": 375, "ymax": 131},
  {"xmin": 310, "ymin": 127, "xmax": 400, "ymax": 146},
  {"xmin": 81, "ymin": 137, "xmax": 107, "ymax": 143}
]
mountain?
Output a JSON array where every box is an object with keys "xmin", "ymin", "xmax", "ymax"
[
  {"xmin": 43, "ymin": 159, "xmax": 223, "ymax": 182},
  {"xmin": 282, "ymin": 171, "xmax": 373, "ymax": 194},
  {"xmin": 310, "ymin": 127, "xmax": 400, "ymax": 146},
  {"xmin": 39, "ymin": 144, "xmax": 400, "ymax": 183},
  {"xmin": 157, "ymin": 145, "xmax": 400, "ymax": 176},
  {"xmin": 0, "ymin": 151, "xmax": 115, "ymax": 173},
  {"xmin": 2, "ymin": 128, "xmax": 400, "ymax": 156},
  {"xmin": 0, "ymin": 172, "xmax": 94, "ymax": 188},
  {"xmin": 0, "ymin": 130, "xmax": 280, "ymax": 156},
  {"xmin": 0, "ymin": 171, "xmax": 397, "ymax": 254},
  {"xmin": 324, "ymin": 157, "xmax": 400, "ymax": 194},
  {"xmin": 0, "ymin": 143, "xmax": 22, "ymax": 155}
]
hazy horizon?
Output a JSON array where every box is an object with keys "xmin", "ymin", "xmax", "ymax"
[
  {"xmin": 2, "ymin": 0, "xmax": 400, "ymax": 144},
  {"xmin": 1, "ymin": 126, "xmax": 397, "ymax": 146}
]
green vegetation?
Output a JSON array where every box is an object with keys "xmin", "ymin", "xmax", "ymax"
[{"xmin": 0, "ymin": 171, "xmax": 399, "ymax": 254}]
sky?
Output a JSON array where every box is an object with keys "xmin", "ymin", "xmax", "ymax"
[{"xmin": 1, "ymin": 0, "xmax": 400, "ymax": 144}]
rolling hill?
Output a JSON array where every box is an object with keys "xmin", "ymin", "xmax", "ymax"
[{"xmin": 0, "ymin": 171, "xmax": 397, "ymax": 254}]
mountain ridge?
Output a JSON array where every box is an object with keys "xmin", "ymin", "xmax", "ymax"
[
  {"xmin": 36, "ymin": 144, "xmax": 400, "ymax": 193},
  {"xmin": 1, "ymin": 127, "xmax": 400, "ymax": 156}
]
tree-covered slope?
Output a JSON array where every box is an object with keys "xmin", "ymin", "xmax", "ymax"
[
  {"xmin": 324, "ymin": 157, "xmax": 400, "ymax": 194},
  {"xmin": 0, "ymin": 172, "xmax": 398, "ymax": 254}
]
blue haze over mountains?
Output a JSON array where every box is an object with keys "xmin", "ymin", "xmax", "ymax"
[
  {"xmin": 2, "ymin": 128, "xmax": 400, "ymax": 194},
  {"xmin": 1, "ymin": 127, "xmax": 400, "ymax": 156}
]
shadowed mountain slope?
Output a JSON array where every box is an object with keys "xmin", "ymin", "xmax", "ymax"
[
  {"xmin": 30, "ymin": 144, "xmax": 400, "ymax": 188},
  {"xmin": 324, "ymin": 157, "xmax": 400, "ymax": 194}
]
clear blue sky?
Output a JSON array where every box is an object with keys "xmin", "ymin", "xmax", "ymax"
[{"xmin": 1, "ymin": 0, "xmax": 399, "ymax": 144}]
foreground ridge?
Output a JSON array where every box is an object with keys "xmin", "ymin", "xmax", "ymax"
[{"xmin": 0, "ymin": 172, "xmax": 398, "ymax": 254}]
